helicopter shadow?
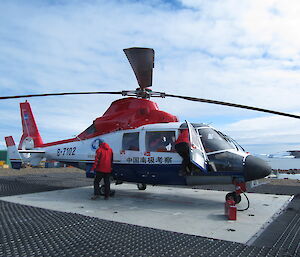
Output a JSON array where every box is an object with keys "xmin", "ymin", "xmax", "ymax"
[{"xmin": 113, "ymin": 186, "xmax": 226, "ymax": 212}]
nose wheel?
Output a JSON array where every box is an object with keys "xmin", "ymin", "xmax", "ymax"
[
  {"xmin": 226, "ymin": 181, "xmax": 246, "ymax": 204},
  {"xmin": 225, "ymin": 192, "xmax": 241, "ymax": 204}
]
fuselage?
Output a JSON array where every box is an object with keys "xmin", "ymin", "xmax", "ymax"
[
  {"xmin": 31, "ymin": 122, "xmax": 270, "ymax": 186},
  {"xmin": 15, "ymin": 98, "xmax": 271, "ymax": 186}
]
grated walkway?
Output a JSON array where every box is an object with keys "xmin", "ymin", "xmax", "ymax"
[
  {"xmin": 0, "ymin": 200, "xmax": 289, "ymax": 257},
  {"xmin": 0, "ymin": 172, "xmax": 299, "ymax": 257}
]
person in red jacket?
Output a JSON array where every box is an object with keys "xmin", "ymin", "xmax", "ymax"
[
  {"xmin": 175, "ymin": 128, "xmax": 191, "ymax": 175},
  {"xmin": 91, "ymin": 140, "xmax": 113, "ymax": 200}
]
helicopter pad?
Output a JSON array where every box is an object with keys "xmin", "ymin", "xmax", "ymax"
[{"xmin": 0, "ymin": 184, "xmax": 291, "ymax": 244}]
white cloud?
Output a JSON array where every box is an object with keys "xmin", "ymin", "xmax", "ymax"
[
  {"xmin": 1, "ymin": 0, "xmax": 300, "ymax": 153},
  {"xmin": 222, "ymin": 114, "xmax": 300, "ymax": 153}
]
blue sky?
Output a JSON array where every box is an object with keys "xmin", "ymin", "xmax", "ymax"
[{"xmin": 1, "ymin": 0, "xmax": 300, "ymax": 154}]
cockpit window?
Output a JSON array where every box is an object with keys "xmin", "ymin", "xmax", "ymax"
[
  {"xmin": 122, "ymin": 132, "xmax": 139, "ymax": 151},
  {"xmin": 198, "ymin": 128, "xmax": 235, "ymax": 153},
  {"xmin": 146, "ymin": 131, "xmax": 176, "ymax": 152},
  {"xmin": 218, "ymin": 131, "xmax": 245, "ymax": 152}
]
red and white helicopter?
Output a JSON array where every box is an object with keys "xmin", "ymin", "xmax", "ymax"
[{"xmin": 3, "ymin": 47, "xmax": 300, "ymax": 203}]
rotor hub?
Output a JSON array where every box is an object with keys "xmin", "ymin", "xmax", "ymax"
[{"xmin": 122, "ymin": 88, "xmax": 165, "ymax": 99}]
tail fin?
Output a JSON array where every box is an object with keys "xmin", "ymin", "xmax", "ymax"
[
  {"xmin": 19, "ymin": 101, "xmax": 43, "ymax": 149},
  {"xmin": 5, "ymin": 136, "xmax": 23, "ymax": 169}
]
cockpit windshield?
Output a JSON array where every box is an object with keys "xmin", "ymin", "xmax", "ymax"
[
  {"xmin": 198, "ymin": 127, "xmax": 235, "ymax": 153},
  {"xmin": 218, "ymin": 131, "xmax": 245, "ymax": 152}
]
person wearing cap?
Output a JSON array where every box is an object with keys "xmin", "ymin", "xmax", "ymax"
[
  {"xmin": 91, "ymin": 139, "xmax": 114, "ymax": 200},
  {"xmin": 175, "ymin": 129, "xmax": 191, "ymax": 175}
]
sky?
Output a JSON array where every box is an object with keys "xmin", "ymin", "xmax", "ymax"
[{"xmin": 1, "ymin": 0, "xmax": 300, "ymax": 154}]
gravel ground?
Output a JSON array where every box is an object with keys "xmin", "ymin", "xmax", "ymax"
[
  {"xmin": 0, "ymin": 167, "xmax": 85, "ymax": 176},
  {"xmin": 0, "ymin": 168, "xmax": 91, "ymax": 197},
  {"xmin": 260, "ymin": 177, "xmax": 300, "ymax": 186}
]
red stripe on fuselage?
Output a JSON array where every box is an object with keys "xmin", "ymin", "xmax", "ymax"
[{"xmin": 40, "ymin": 138, "xmax": 79, "ymax": 147}]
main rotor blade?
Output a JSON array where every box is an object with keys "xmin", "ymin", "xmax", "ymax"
[
  {"xmin": 0, "ymin": 91, "xmax": 123, "ymax": 100},
  {"xmin": 2, "ymin": 90, "xmax": 299, "ymax": 120},
  {"xmin": 165, "ymin": 93, "xmax": 300, "ymax": 119},
  {"xmin": 123, "ymin": 47, "xmax": 154, "ymax": 90}
]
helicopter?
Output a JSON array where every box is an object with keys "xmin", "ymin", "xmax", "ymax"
[{"xmin": 3, "ymin": 47, "xmax": 300, "ymax": 204}]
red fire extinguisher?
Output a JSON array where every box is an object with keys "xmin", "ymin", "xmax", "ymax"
[{"xmin": 224, "ymin": 200, "xmax": 237, "ymax": 220}]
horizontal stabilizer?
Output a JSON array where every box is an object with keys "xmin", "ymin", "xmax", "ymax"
[{"xmin": 19, "ymin": 150, "xmax": 45, "ymax": 154}]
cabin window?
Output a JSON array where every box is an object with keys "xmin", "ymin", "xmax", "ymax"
[
  {"xmin": 122, "ymin": 132, "xmax": 139, "ymax": 151},
  {"xmin": 146, "ymin": 131, "xmax": 176, "ymax": 152}
]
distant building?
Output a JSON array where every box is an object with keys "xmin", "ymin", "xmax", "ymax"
[
  {"xmin": 287, "ymin": 150, "xmax": 300, "ymax": 158},
  {"xmin": 0, "ymin": 150, "xmax": 10, "ymax": 168}
]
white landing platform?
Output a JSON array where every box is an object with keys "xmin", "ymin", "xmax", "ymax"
[{"xmin": 0, "ymin": 184, "xmax": 291, "ymax": 244}]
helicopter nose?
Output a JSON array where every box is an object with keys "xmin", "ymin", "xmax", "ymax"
[{"xmin": 244, "ymin": 155, "xmax": 272, "ymax": 181}]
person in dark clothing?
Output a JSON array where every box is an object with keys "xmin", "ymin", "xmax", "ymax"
[
  {"xmin": 90, "ymin": 140, "xmax": 113, "ymax": 200},
  {"xmin": 175, "ymin": 129, "xmax": 191, "ymax": 175}
]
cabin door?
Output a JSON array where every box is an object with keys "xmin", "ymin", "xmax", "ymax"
[{"xmin": 186, "ymin": 120, "xmax": 207, "ymax": 172}]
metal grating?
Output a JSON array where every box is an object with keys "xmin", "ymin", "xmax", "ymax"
[
  {"xmin": 0, "ymin": 178, "xmax": 65, "ymax": 197},
  {"xmin": 0, "ymin": 172, "xmax": 90, "ymax": 197},
  {"xmin": 252, "ymin": 194, "xmax": 300, "ymax": 257},
  {"xmin": 0, "ymin": 200, "xmax": 294, "ymax": 257},
  {"xmin": 0, "ymin": 172, "xmax": 299, "ymax": 257}
]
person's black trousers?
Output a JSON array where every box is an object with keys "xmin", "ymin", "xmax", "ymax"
[
  {"xmin": 175, "ymin": 142, "xmax": 191, "ymax": 171},
  {"xmin": 94, "ymin": 171, "xmax": 110, "ymax": 197}
]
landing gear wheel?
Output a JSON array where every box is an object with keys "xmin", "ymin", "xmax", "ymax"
[
  {"xmin": 137, "ymin": 183, "xmax": 147, "ymax": 190},
  {"xmin": 225, "ymin": 192, "xmax": 241, "ymax": 204},
  {"xmin": 235, "ymin": 194, "xmax": 241, "ymax": 204},
  {"xmin": 100, "ymin": 185, "xmax": 105, "ymax": 195},
  {"xmin": 100, "ymin": 185, "xmax": 115, "ymax": 196}
]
